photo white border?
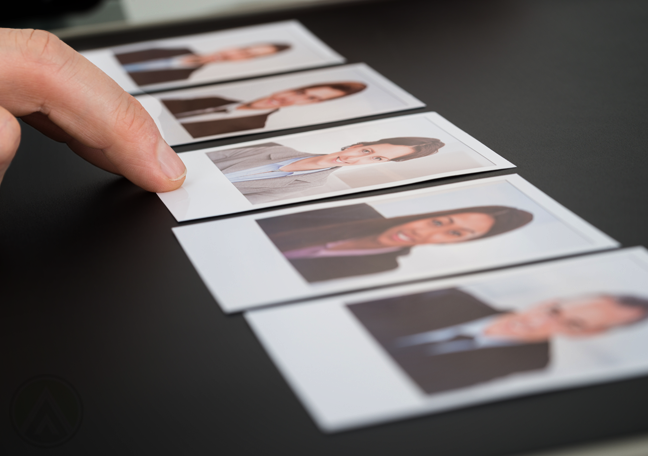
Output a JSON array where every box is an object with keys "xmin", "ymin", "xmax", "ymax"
[
  {"xmin": 158, "ymin": 112, "xmax": 515, "ymax": 221},
  {"xmin": 172, "ymin": 174, "xmax": 619, "ymax": 312},
  {"xmin": 81, "ymin": 20, "xmax": 345, "ymax": 94},
  {"xmin": 136, "ymin": 63, "xmax": 425, "ymax": 146},
  {"xmin": 245, "ymin": 247, "xmax": 648, "ymax": 432}
]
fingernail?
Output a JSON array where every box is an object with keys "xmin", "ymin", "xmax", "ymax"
[{"xmin": 157, "ymin": 137, "xmax": 186, "ymax": 181}]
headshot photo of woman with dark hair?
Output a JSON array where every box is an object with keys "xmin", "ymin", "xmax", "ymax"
[
  {"xmin": 173, "ymin": 176, "xmax": 616, "ymax": 312},
  {"xmin": 257, "ymin": 203, "xmax": 533, "ymax": 282},
  {"xmin": 138, "ymin": 64, "xmax": 425, "ymax": 146},
  {"xmin": 82, "ymin": 22, "xmax": 347, "ymax": 95},
  {"xmin": 115, "ymin": 43, "xmax": 292, "ymax": 87}
]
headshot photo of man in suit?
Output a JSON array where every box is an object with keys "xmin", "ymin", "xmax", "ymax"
[
  {"xmin": 114, "ymin": 43, "xmax": 291, "ymax": 87},
  {"xmin": 159, "ymin": 81, "xmax": 367, "ymax": 138},
  {"xmin": 206, "ymin": 137, "xmax": 445, "ymax": 204},
  {"xmin": 347, "ymin": 288, "xmax": 648, "ymax": 395},
  {"xmin": 257, "ymin": 203, "xmax": 533, "ymax": 282}
]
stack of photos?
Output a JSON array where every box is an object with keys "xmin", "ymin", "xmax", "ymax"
[{"xmin": 84, "ymin": 20, "xmax": 648, "ymax": 432}]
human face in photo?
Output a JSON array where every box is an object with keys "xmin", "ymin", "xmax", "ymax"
[
  {"xmin": 245, "ymin": 86, "xmax": 347, "ymax": 109},
  {"xmin": 486, "ymin": 295, "xmax": 646, "ymax": 342},
  {"xmin": 212, "ymin": 44, "xmax": 280, "ymax": 62},
  {"xmin": 375, "ymin": 213, "xmax": 496, "ymax": 248},
  {"xmin": 318, "ymin": 143, "xmax": 416, "ymax": 167},
  {"xmin": 182, "ymin": 45, "xmax": 280, "ymax": 66}
]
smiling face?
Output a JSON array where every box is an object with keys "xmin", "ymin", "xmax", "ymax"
[
  {"xmin": 316, "ymin": 143, "xmax": 416, "ymax": 167},
  {"xmin": 244, "ymin": 86, "xmax": 347, "ymax": 110},
  {"xmin": 375, "ymin": 213, "xmax": 496, "ymax": 248},
  {"xmin": 485, "ymin": 295, "xmax": 646, "ymax": 342}
]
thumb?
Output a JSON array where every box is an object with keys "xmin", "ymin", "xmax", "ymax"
[{"xmin": 0, "ymin": 105, "xmax": 21, "ymax": 186}]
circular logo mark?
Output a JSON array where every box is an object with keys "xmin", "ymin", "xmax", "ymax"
[{"xmin": 11, "ymin": 376, "xmax": 82, "ymax": 447}]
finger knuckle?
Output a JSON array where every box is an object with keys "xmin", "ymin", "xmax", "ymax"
[
  {"xmin": 112, "ymin": 95, "xmax": 156, "ymax": 143},
  {"xmin": 18, "ymin": 29, "xmax": 64, "ymax": 65}
]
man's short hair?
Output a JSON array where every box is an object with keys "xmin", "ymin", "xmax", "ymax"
[
  {"xmin": 611, "ymin": 294, "xmax": 648, "ymax": 327},
  {"xmin": 353, "ymin": 137, "xmax": 445, "ymax": 162},
  {"xmin": 297, "ymin": 81, "xmax": 367, "ymax": 99}
]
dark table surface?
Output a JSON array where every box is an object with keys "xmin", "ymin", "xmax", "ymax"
[{"xmin": 2, "ymin": 0, "xmax": 648, "ymax": 454}]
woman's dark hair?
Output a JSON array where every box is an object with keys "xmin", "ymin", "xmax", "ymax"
[
  {"xmin": 268, "ymin": 43, "xmax": 291, "ymax": 53},
  {"xmin": 261, "ymin": 204, "xmax": 533, "ymax": 254},
  {"xmin": 612, "ymin": 295, "xmax": 648, "ymax": 326},
  {"xmin": 345, "ymin": 137, "xmax": 445, "ymax": 162},
  {"xmin": 243, "ymin": 43, "xmax": 292, "ymax": 53},
  {"xmin": 295, "ymin": 81, "xmax": 367, "ymax": 98},
  {"xmin": 336, "ymin": 205, "xmax": 533, "ymax": 247}
]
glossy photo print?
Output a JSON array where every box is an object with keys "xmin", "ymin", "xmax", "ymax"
[
  {"xmin": 81, "ymin": 21, "xmax": 344, "ymax": 94},
  {"xmin": 172, "ymin": 175, "xmax": 618, "ymax": 312},
  {"xmin": 158, "ymin": 113, "xmax": 515, "ymax": 221},
  {"xmin": 246, "ymin": 248, "xmax": 648, "ymax": 432},
  {"xmin": 135, "ymin": 64, "xmax": 424, "ymax": 146}
]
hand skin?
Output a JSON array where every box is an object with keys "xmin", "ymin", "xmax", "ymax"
[{"xmin": 0, "ymin": 28, "xmax": 187, "ymax": 192}]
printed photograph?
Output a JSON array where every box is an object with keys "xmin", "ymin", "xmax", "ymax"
[
  {"xmin": 255, "ymin": 176, "xmax": 612, "ymax": 285},
  {"xmin": 245, "ymin": 248, "xmax": 648, "ymax": 431},
  {"xmin": 207, "ymin": 138, "xmax": 444, "ymax": 204},
  {"xmin": 172, "ymin": 175, "xmax": 618, "ymax": 312},
  {"xmin": 157, "ymin": 113, "xmax": 513, "ymax": 221},
  {"xmin": 257, "ymin": 202, "xmax": 533, "ymax": 283},
  {"xmin": 81, "ymin": 21, "xmax": 344, "ymax": 94},
  {"xmin": 349, "ymin": 287, "xmax": 648, "ymax": 395},
  {"xmin": 136, "ymin": 64, "xmax": 425, "ymax": 146}
]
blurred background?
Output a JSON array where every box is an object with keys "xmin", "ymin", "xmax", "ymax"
[{"xmin": 3, "ymin": 0, "xmax": 352, "ymax": 38}]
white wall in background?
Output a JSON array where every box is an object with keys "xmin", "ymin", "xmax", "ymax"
[{"xmin": 121, "ymin": 0, "xmax": 323, "ymax": 24}]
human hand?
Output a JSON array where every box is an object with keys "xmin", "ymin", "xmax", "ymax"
[{"xmin": 0, "ymin": 28, "xmax": 186, "ymax": 192}]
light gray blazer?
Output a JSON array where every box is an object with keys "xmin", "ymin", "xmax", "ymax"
[{"xmin": 206, "ymin": 142, "xmax": 336, "ymax": 204}]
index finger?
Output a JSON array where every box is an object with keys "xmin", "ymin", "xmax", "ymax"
[{"xmin": 0, "ymin": 28, "xmax": 186, "ymax": 192}]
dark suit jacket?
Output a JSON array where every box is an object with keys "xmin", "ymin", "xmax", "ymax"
[
  {"xmin": 161, "ymin": 96, "xmax": 239, "ymax": 118},
  {"xmin": 114, "ymin": 48, "xmax": 202, "ymax": 86},
  {"xmin": 257, "ymin": 204, "xmax": 409, "ymax": 283},
  {"xmin": 347, "ymin": 288, "xmax": 550, "ymax": 394},
  {"xmin": 181, "ymin": 112, "xmax": 276, "ymax": 138},
  {"xmin": 160, "ymin": 95, "xmax": 277, "ymax": 138}
]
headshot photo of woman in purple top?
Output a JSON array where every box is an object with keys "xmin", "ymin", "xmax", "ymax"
[{"xmin": 256, "ymin": 203, "xmax": 534, "ymax": 283}]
